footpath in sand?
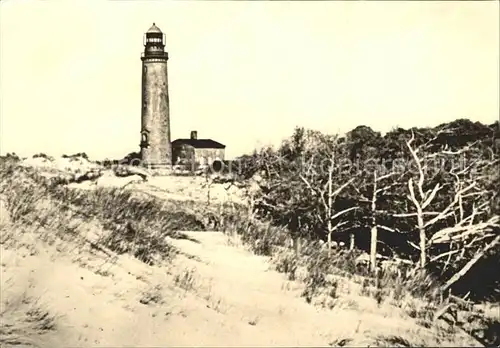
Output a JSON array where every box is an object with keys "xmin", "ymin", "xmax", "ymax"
[
  {"xmin": 164, "ymin": 231, "xmax": 409, "ymax": 347},
  {"xmin": 2, "ymin": 229, "xmax": 479, "ymax": 347}
]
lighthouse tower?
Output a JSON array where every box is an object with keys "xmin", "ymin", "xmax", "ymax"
[{"xmin": 140, "ymin": 23, "xmax": 172, "ymax": 169}]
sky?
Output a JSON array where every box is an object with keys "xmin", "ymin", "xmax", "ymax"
[{"xmin": 1, "ymin": 0, "xmax": 498, "ymax": 160}]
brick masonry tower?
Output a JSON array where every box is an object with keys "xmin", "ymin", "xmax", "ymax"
[{"xmin": 140, "ymin": 23, "xmax": 172, "ymax": 169}]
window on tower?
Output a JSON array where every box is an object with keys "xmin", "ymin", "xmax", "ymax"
[{"xmin": 141, "ymin": 132, "xmax": 149, "ymax": 148}]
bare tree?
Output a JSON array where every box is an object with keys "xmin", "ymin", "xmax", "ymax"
[
  {"xmin": 395, "ymin": 131, "xmax": 495, "ymax": 269},
  {"xmin": 299, "ymin": 136, "xmax": 357, "ymax": 256},
  {"xmin": 354, "ymin": 169, "xmax": 400, "ymax": 273}
]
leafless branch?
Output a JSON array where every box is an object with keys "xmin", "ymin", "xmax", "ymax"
[
  {"xmin": 441, "ymin": 234, "xmax": 500, "ymax": 292},
  {"xmin": 330, "ymin": 206, "xmax": 357, "ymax": 221},
  {"xmin": 430, "ymin": 216, "xmax": 500, "ymax": 245},
  {"xmin": 330, "ymin": 178, "xmax": 355, "ymax": 198},
  {"xmin": 377, "ymin": 225, "xmax": 397, "ymax": 233},
  {"xmin": 424, "ymin": 182, "xmax": 477, "ymax": 228},
  {"xmin": 406, "ymin": 135, "xmax": 426, "ymax": 201},
  {"xmin": 430, "ymin": 249, "xmax": 460, "ymax": 263},
  {"xmin": 421, "ymin": 183, "xmax": 441, "ymax": 210}
]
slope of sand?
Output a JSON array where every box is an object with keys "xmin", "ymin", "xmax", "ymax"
[
  {"xmin": 1, "ymin": 226, "xmax": 480, "ymax": 347},
  {"xmin": 1, "ymin": 161, "xmax": 482, "ymax": 347}
]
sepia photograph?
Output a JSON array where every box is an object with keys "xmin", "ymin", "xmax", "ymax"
[{"xmin": 0, "ymin": 0, "xmax": 499, "ymax": 347}]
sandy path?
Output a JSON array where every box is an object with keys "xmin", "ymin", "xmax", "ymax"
[
  {"xmin": 2, "ymin": 230, "xmax": 476, "ymax": 347},
  {"xmin": 163, "ymin": 231, "xmax": 426, "ymax": 347}
]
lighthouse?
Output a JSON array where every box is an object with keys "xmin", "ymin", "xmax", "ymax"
[{"xmin": 139, "ymin": 23, "xmax": 172, "ymax": 169}]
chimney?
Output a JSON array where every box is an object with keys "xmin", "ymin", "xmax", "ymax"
[{"xmin": 190, "ymin": 131, "xmax": 197, "ymax": 140}]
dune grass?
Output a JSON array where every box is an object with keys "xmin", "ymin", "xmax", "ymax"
[
  {"xmin": 1, "ymin": 159, "xmax": 498, "ymax": 347},
  {"xmin": 207, "ymin": 198, "xmax": 499, "ymax": 347},
  {"xmin": 0, "ymin": 160, "xmax": 213, "ymax": 347},
  {"xmin": 1, "ymin": 275, "xmax": 58, "ymax": 348},
  {"xmin": 0, "ymin": 161, "xmax": 209, "ymax": 265}
]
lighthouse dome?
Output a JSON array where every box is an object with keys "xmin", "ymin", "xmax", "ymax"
[{"xmin": 147, "ymin": 23, "xmax": 162, "ymax": 34}]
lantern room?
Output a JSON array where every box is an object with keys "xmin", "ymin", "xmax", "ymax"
[{"xmin": 142, "ymin": 23, "xmax": 168, "ymax": 59}]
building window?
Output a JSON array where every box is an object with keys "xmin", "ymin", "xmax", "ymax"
[{"xmin": 144, "ymin": 66, "xmax": 147, "ymax": 73}]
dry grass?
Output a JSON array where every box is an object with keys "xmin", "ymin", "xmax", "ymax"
[
  {"xmin": 1, "ymin": 159, "xmax": 498, "ymax": 347},
  {"xmin": 139, "ymin": 283, "xmax": 166, "ymax": 306},
  {"xmin": 0, "ymin": 161, "xmax": 206, "ymax": 346},
  {"xmin": 173, "ymin": 267, "xmax": 198, "ymax": 292},
  {"xmin": 1, "ymin": 278, "xmax": 58, "ymax": 348},
  {"xmin": 208, "ymin": 201, "xmax": 499, "ymax": 347},
  {"xmin": 0, "ymin": 161, "xmax": 209, "ymax": 266}
]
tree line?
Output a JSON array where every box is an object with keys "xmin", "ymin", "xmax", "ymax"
[{"xmin": 236, "ymin": 118, "xmax": 500, "ymax": 301}]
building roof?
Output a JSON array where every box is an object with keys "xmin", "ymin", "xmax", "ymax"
[
  {"xmin": 147, "ymin": 23, "xmax": 162, "ymax": 34},
  {"xmin": 172, "ymin": 138, "xmax": 226, "ymax": 149}
]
